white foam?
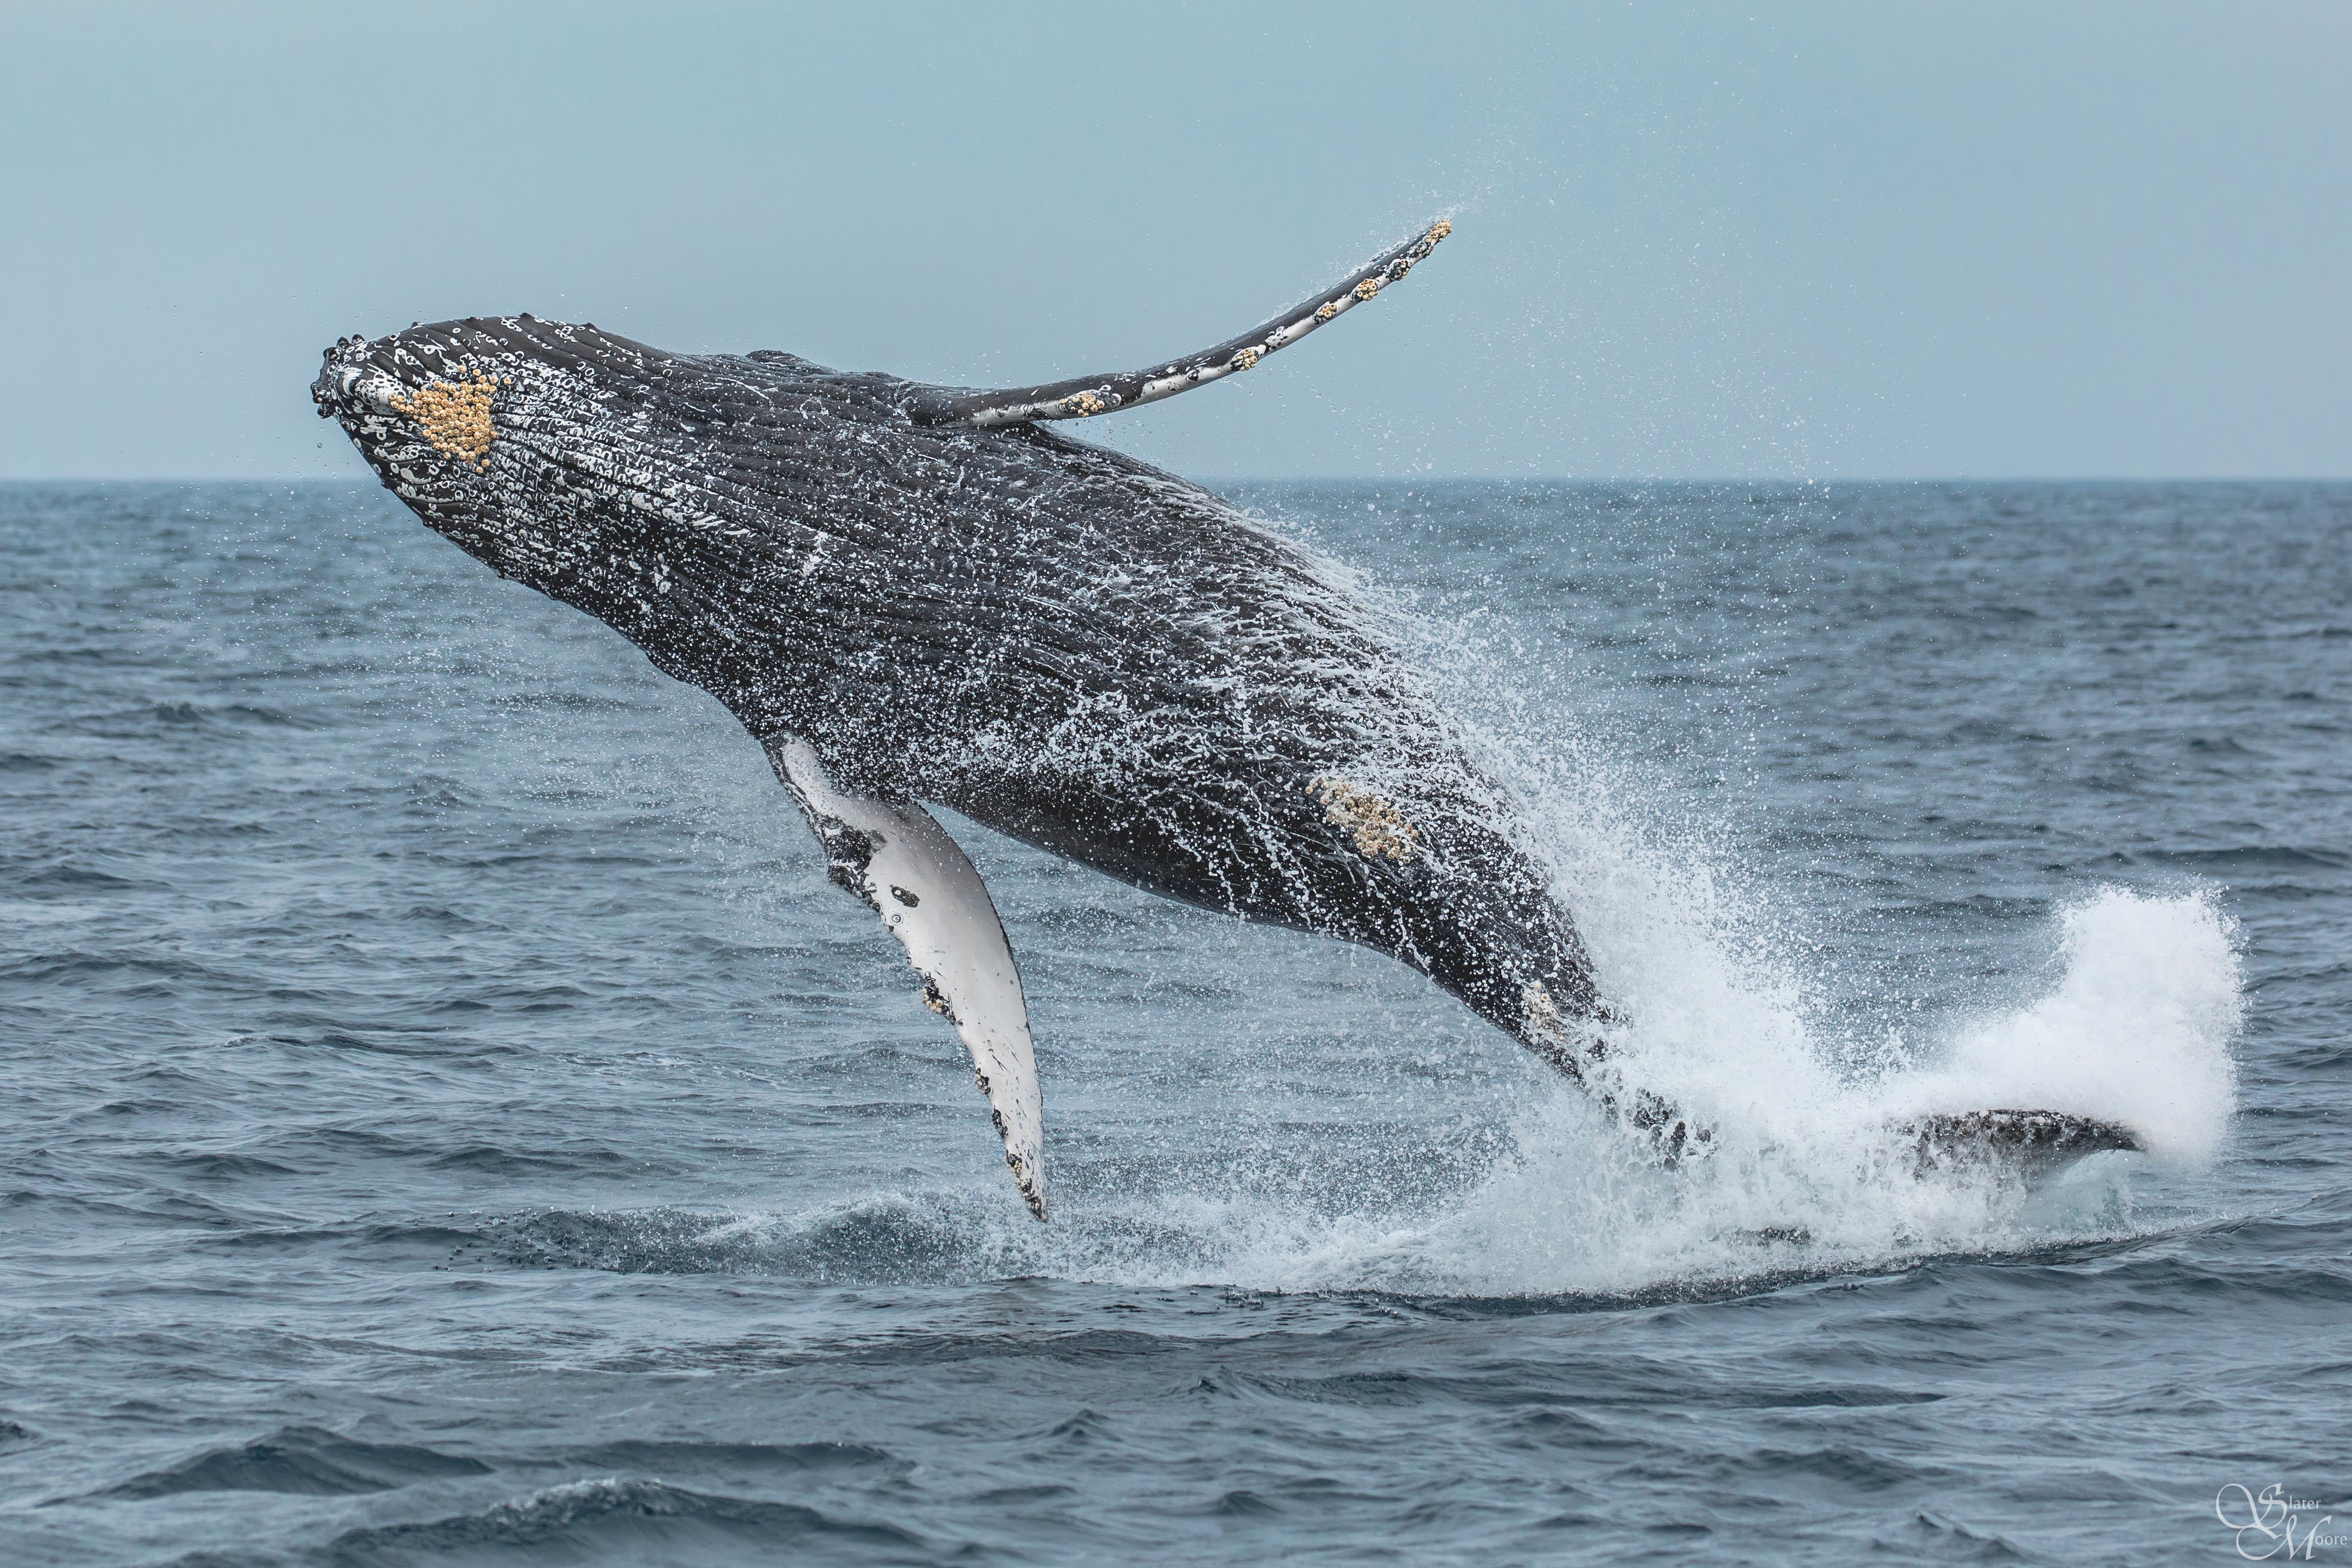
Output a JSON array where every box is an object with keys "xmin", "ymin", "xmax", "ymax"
[
  {"xmin": 1877, "ymin": 886, "xmax": 2243, "ymax": 1163},
  {"xmin": 1531, "ymin": 787, "xmax": 2247, "ymax": 1159}
]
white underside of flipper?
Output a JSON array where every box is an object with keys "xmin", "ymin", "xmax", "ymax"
[{"xmin": 762, "ymin": 734, "xmax": 1045, "ymax": 1219}]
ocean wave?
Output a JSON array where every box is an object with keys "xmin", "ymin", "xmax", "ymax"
[
  {"xmin": 564, "ymin": 1439, "xmax": 899, "ymax": 1476},
  {"xmin": 2141, "ymin": 845, "xmax": 2348, "ymax": 871},
  {"xmin": 425, "ymin": 1143, "xmax": 651, "ymax": 1178},
  {"xmin": 128, "ymin": 1149, "xmax": 307, "ymax": 1180},
  {"xmin": 85, "ymin": 1425, "xmax": 489, "ymax": 1499},
  {"xmin": 321, "ymin": 1477, "xmax": 929, "ymax": 1566},
  {"xmin": 483, "ymin": 1197, "xmax": 1004, "ymax": 1283}
]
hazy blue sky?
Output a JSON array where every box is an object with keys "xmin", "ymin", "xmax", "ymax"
[{"xmin": 2, "ymin": 2, "xmax": 2343, "ymax": 479}]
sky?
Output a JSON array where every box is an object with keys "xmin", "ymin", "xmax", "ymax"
[{"xmin": 1, "ymin": 1, "xmax": 2344, "ymax": 481}]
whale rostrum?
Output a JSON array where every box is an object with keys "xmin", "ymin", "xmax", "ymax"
[{"xmin": 313, "ymin": 220, "xmax": 2143, "ymax": 1217}]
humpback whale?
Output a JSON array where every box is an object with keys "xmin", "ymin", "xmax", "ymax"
[{"xmin": 312, "ymin": 220, "xmax": 2141, "ymax": 1216}]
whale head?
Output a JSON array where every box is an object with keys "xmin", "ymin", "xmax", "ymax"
[
  {"xmin": 310, "ymin": 316, "xmax": 922, "ymax": 614},
  {"xmin": 312, "ymin": 314, "xmax": 949, "ymax": 744},
  {"xmin": 312, "ymin": 318, "xmax": 630, "ymax": 592}
]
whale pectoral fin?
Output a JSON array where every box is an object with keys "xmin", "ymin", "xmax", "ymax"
[
  {"xmin": 762, "ymin": 733, "xmax": 1046, "ymax": 1220},
  {"xmin": 1899, "ymin": 1109, "xmax": 2142, "ymax": 1181},
  {"xmin": 905, "ymin": 218, "xmax": 1454, "ymax": 428}
]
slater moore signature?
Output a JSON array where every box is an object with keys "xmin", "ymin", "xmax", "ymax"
[{"xmin": 2217, "ymin": 1485, "xmax": 2346, "ymax": 1561}]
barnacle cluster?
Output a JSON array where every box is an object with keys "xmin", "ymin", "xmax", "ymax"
[
  {"xmin": 1352, "ymin": 277, "xmax": 1384, "ymax": 302},
  {"xmin": 1314, "ymin": 301, "xmax": 1341, "ymax": 322},
  {"xmin": 1309, "ymin": 775, "xmax": 1418, "ymax": 862},
  {"xmin": 1060, "ymin": 389, "xmax": 1108, "ymax": 416},
  {"xmin": 390, "ymin": 373, "xmax": 501, "ymax": 473},
  {"xmin": 1231, "ymin": 345, "xmax": 1262, "ymax": 371}
]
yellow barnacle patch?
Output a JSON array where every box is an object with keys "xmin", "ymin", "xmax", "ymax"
[
  {"xmin": 1060, "ymin": 389, "xmax": 1107, "ymax": 416},
  {"xmin": 1231, "ymin": 345, "xmax": 1262, "ymax": 371},
  {"xmin": 1353, "ymin": 277, "xmax": 1383, "ymax": 302},
  {"xmin": 1314, "ymin": 301, "xmax": 1341, "ymax": 322},
  {"xmin": 1523, "ymin": 979, "xmax": 1566, "ymax": 1033},
  {"xmin": 388, "ymin": 373, "xmax": 499, "ymax": 467},
  {"xmin": 1428, "ymin": 217, "xmax": 1453, "ymax": 243},
  {"xmin": 1310, "ymin": 775, "xmax": 1419, "ymax": 862}
]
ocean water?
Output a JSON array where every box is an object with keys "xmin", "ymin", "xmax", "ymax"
[{"xmin": 1, "ymin": 478, "xmax": 2344, "ymax": 1565}]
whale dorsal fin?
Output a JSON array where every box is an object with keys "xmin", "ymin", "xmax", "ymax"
[
  {"xmin": 762, "ymin": 733, "xmax": 1046, "ymax": 1220},
  {"xmin": 906, "ymin": 218, "xmax": 1453, "ymax": 428}
]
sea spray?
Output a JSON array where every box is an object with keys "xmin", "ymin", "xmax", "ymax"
[{"xmin": 1886, "ymin": 887, "xmax": 2242, "ymax": 1163}]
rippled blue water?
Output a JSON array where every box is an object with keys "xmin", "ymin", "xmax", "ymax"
[{"xmin": 2, "ymin": 480, "xmax": 2345, "ymax": 1565}]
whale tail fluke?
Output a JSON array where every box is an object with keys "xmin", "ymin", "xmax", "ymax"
[
  {"xmin": 1628, "ymin": 1099, "xmax": 2141, "ymax": 1183},
  {"xmin": 1615, "ymin": 1103, "xmax": 2141, "ymax": 1185},
  {"xmin": 1514, "ymin": 994, "xmax": 2144, "ymax": 1184},
  {"xmin": 1896, "ymin": 1108, "xmax": 2143, "ymax": 1180}
]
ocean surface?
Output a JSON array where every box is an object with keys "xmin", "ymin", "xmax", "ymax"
[{"xmin": 1, "ymin": 478, "xmax": 2344, "ymax": 1566}]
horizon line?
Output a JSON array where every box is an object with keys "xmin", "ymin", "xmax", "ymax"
[{"xmin": 3, "ymin": 474, "xmax": 2349, "ymax": 488}]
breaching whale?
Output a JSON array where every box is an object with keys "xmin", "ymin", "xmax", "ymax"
[{"xmin": 312, "ymin": 220, "xmax": 2141, "ymax": 1216}]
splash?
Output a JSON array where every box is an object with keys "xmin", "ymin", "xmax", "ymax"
[
  {"xmin": 1149, "ymin": 876, "xmax": 2236, "ymax": 1295},
  {"xmin": 1382, "ymin": 707, "xmax": 2249, "ymax": 1290},
  {"xmin": 1519, "ymin": 780, "xmax": 2247, "ymax": 1156},
  {"xmin": 521, "ymin": 865, "xmax": 2246, "ymax": 1298},
  {"xmin": 1878, "ymin": 887, "xmax": 2242, "ymax": 1163},
  {"xmin": 1382, "ymin": 886, "xmax": 2244, "ymax": 1294}
]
